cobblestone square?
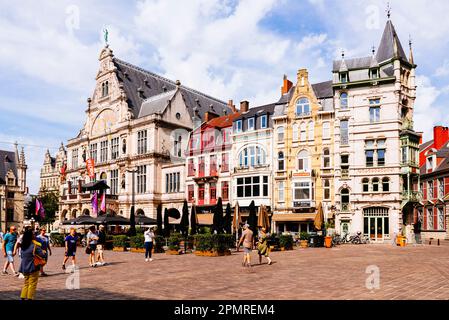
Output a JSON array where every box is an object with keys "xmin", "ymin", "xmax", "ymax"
[{"xmin": 2, "ymin": 244, "xmax": 449, "ymax": 300}]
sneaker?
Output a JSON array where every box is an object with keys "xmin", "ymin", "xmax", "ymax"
[
  {"xmin": 19, "ymin": 273, "xmax": 25, "ymax": 279},
  {"xmin": 145, "ymin": 259, "xmax": 149, "ymax": 262},
  {"xmin": 1, "ymin": 270, "xmax": 8, "ymax": 275},
  {"xmin": 149, "ymin": 258, "xmax": 153, "ymax": 262},
  {"xmin": 62, "ymin": 265, "xmax": 66, "ymax": 271},
  {"xmin": 268, "ymin": 260, "xmax": 272, "ymax": 265},
  {"xmin": 14, "ymin": 272, "xmax": 20, "ymax": 277}
]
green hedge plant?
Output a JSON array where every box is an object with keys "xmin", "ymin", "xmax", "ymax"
[
  {"xmin": 194, "ymin": 234, "xmax": 234, "ymax": 252},
  {"xmin": 154, "ymin": 235, "xmax": 165, "ymax": 253},
  {"xmin": 279, "ymin": 234, "xmax": 294, "ymax": 249},
  {"xmin": 50, "ymin": 233, "xmax": 65, "ymax": 247},
  {"xmin": 300, "ymin": 232, "xmax": 310, "ymax": 241},
  {"xmin": 168, "ymin": 233, "xmax": 182, "ymax": 251},
  {"xmin": 130, "ymin": 234, "xmax": 145, "ymax": 248},
  {"xmin": 112, "ymin": 235, "xmax": 128, "ymax": 248}
]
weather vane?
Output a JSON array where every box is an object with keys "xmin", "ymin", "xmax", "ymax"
[
  {"xmin": 103, "ymin": 27, "xmax": 109, "ymax": 47},
  {"xmin": 386, "ymin": 2, "xmax": 391, "ymax": 19}
]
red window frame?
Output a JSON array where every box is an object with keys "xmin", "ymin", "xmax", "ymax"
[
  {"xmin": 188, "ymin": 159, "xmax": 195, "ymax": 176},
  {"xmin": 221, "ymin": 153, "xmax": 229, "ymax": 172},
  {"xmin": 188, "ymin": 185, "xmax": 194, "ymax": 202},
  {"xmin": 221, "ymin": 181, "xmax": 229, "ymax": 201},
  {"xmin": 210, "ymin": 155, "xmax": 217, "ymax": 176},
  {"xmin": 198, "ymin": 157, "xmax": 205, "ymax": 177},
  {"xmin": 198, "ymin": 184, "xmax": 205, "ymax": 205},
  {"xmin": 210, "ymin": 183, "xmax": 217, "ymax": 204}
]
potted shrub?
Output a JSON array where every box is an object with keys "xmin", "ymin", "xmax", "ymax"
[
  {"xmin": 299, "ymin": 232, "xmax": 310, "ymax": 248},
  {"xmin": 112, "ymin": 235, "xmax": 128, "ymax": 252},
  {"xmin": 154, "ymin": 235, "xmax": 165, "ymax": 253},
  {"xmin": 49, "ymin": 233, "xmax": 65, "ymax": 247},
  {"xmin": 279, "ymin": 234, "xmax": 294, "ymax": 251},
  {"xmin": 166, "ymin": 233, "xmax": 183, "ymax": 255},
  {"xmin": 194, "ymin": 234, "xmax": 233, "ymax": 256},
  {"xmin": 130, "ymin": 234, "xmax": 145, "ymax": 253},
  {"xmin": 105, "ymin": 235, "xmax": 114, "ymax": 250}
]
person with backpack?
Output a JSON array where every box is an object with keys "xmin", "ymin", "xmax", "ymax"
[{"xmin": 19, "ymin": 228, "xmax": 46, "ymax": 300}]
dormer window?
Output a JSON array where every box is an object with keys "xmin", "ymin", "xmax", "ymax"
[
  {"xmin": 234, "ymin": 120, "xmax": 242, "ymax": 133},
  {"xmin": 248, "ymin": 117, "xmax": 255, "ymax": 131},
  {"xmin": 260, "ymin": 115, "xmax": 267, "ymax": 129},
  {"xmin": 295, "ymin": 98, "xmax": 310, "ymax": 117},
  {"xmin": 101, "ymin": 81, "xmax": 109, "ymax": 97},
  {"xmin": 427, "ymin": 155, "xmax": 435, "ymax": 172},
  {"xmin": 340, "ymin": 72, "xmax": 348, "ymax": 83},
  {"xmin": 370, "ymin": 68, "xmax": 379, "ymax": 79}
]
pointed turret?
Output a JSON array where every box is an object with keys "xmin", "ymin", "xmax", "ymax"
[
  {"xmin": 408, "ymin": 36, "xmax": 415, "ymax": 66},
  {"xmin": 376, "ymin": 20, "xmax": 408, "ymax": 63},
  {"xmin": 339, "ymin": 51, "xmax": 348, "ymax": 72},
  {"xmin": 370, "ymin": 47, "xmax": 379, "ymax": 68},
  {"xmin": 20, "ymin": 147, "xmax": 26, "ymax": 166}
]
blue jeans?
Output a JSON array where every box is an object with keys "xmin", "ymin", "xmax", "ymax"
[{"xmin": 144, "ymin": 242, "xmax": 153, "ymax": 259}]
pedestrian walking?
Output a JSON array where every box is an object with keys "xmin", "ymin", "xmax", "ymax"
[
  {"xmin": 14, "ymin": 227, "xmax": 27, "ymax": 279},
  {"xmin": 86, "ymin": 226, "xmax": 99, "ymax": 267},
  {"xmin": 36, "ymin": 228, "xmax": 52, "ymax": 276},
  {"xmin": 62, "ymin": 228, "xmax": 78, "ymax": 271},
  {"xmin": 144, "ymin": 227, "xmax": 155, "ymax": 262},
  {"xmin": 2, "ymin": 225, "xmax": 19, "ymax": 276},
  {"xmin": 257, "ymin": 228, "xmax": 272, "ymax": 265},
  {"xmin": 19, "ymin": 228, "xmax": 46, "ymax": 300},
  {"xmin": 96, "ymin": 225, "xmax": 107, "ymax": 266},
  {"xmin": 238, "ymin": 224, "xmax": 253, "ymax": 268}
]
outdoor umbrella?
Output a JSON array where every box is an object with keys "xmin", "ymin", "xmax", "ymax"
[
  {"xmin": 248, "ymin": 200, "xmax": 258, "ymax": 234},
  {"xmin": 190, "ymin": 205, "xmax": 198, "ymax": 235},
  {"xmin": 257, "ymin": 205, "xmax": 270, "ymax": 231},
  {"xmin": 224, "ymin": 203, "xmax": 232, "ymax": 234},
  {"xmin": 212, "ymin": 197, "xmax": 223, "ymax": 234},
  {"xmin": 81, "ymin": 180, "xmax": 110, "ymax": 192},
  {"xmin": 314, "ymin": 202, "xmax": 324, "ymax": 231},
  {"xmin": 94, "ymin": 213, "xmax": 130, "ymax": 225},
  {"xmin": 62, "ymin": 215, "xmax": 96, "ymax": 225},
  {"xmin": 135, "ymin": 215, "xmax": 157, "ymax": 226},
  {"xmin": 180, "ymin": 200, "xmax": 190, "ymax": 236},
  {"xmin": 164, "ymin": 208, "xmax": 170, "ymax": 237},
  {"xmin": 156, "ymin": 203, "xmax": 163, "ymax": 236},
  {"xmin": 128, "ymin": 206, "xmax": 136, "ymax": 236},
  {"xmin": 232, "ymin": 201, "xmax": 242, "ymax": 234}
]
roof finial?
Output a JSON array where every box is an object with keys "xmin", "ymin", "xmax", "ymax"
[
  {"xmin": 386, "ymin": 2, "xmax": 391, "ymax": 20},
  {"xmin": 341, "ymin": 50, "xmax": 345, "ymax": 60},
  {"xmin": 371, "ymin": 45, "xmax": 376, "ymax": 56},
  {"xmin": 409, "ymin": 34, "xmax": 415, "ymax": 65},
  {"xmin": 103, "ymin": 27, "xmax": 109, "ymax": 47}
]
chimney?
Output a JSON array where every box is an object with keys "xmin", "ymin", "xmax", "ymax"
[
  {"xmin": 433, "ymin": 126, "xmax": 449, "ymax": 150},
  {"xmin": 204, "ymin": 111, "xmax": 219, "ymax": 122},
  {"xmin": 228, "ymin": 99, "xmax": 237, "ymax": 113},
  {"xmin": 281, "ymin": 75, "xmax": 293, "ymax": 95},
  {"xmin": 240, "ymin": 101, "xmax": 249, "ymax": 113}
]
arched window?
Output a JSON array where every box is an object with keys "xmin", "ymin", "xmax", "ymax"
[
  {"xmin": 308, "ymin": 121, "xmax": 314, "ymax": 140},
  {"xmin": 278, "ymin": 152, "xmax": 285, "ymax": 171},
  {"xmin": 300, "ymin": 123, "xmax": 306, "ymax": 141},
  {"xmin": 277, "ymin": 126, "xmax": 284, "ymax": 142},
  {"xmin": 100, "ymin": 172, "xmax": 107, "ymax": 181},
  {"xmin": 296, "ymin": 98, "xmax": 310, "ymax": 116},
  {"xmin": 292, "ymin": 123, "xmax": 299, "ymax": 141},
  {"xmin": 340, "ymin": 92, "xmax": 348, "ymax": 109},
  {"xmin": 323, "ymin": 148, "xmax": 330, "ymax": 168},
  {"xmin": 372, "ymin": 178, "xmax": 379, "ymax": 192},
  {"xmin": 362, "ymin": 178, "xmax": 369, "ymax": 192},
  {"xmin": 297, "ymin": 150, "xmax": 309, "ymax": 171},
  {"xmin": 239, "ymin": 146, "xmax": 267, "ymax": 167},
  {"xmin": 341, "ymin": 188, "xmax": 350, "ymax": 211},
  {"xmin": 382, "ymin": 177, "xmax": 390, "ymax": 192},
  {"xmin": 102, "ymin": 81, "xmax": 109, "ymax": 97}
]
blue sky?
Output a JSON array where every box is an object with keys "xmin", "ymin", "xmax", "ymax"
[{"xmin": 1, "ymin": 0, "xmax": 449, "ymax": 193}]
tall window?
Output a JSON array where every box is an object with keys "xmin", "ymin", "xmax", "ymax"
[
  {"xmin": 427, "ymin": 207, "xmax": 434, "ymax": 230},
  {"xmin": 111, "ymin": 138, "xmax": 119, "ymax": 160},
  {"xmin": 174, "ymin": 134, "xmax": 182, "ymax": 158},
  {"xmin": 137, "ymin": 165, "xmax": 147, "ymax": 194},
  {"xmin": 340, "ymin": 72, "xmax": 348, "ymax": 83},
  {"xmin": 372, "ymin": 178, "xmax": 379, "ymax": 192},
  {"xmin": 293, "ymin": 182, "xmax": 311, "ymax": 201},
  {"xmin": 428, "ymin": 180, "xmax": 434, "ymax": 199},
  {"xmin": 277, "ymin": 126, "xmax": 284, "ymax": 142},
  {"xmin": 221, "ymin": 153, "xmax": 229, "ymax": 172},
  {"xmin": 340, "ymin": 120, "xmax": 349, "ymax": 145},
  {"xmin": 371, "ymin": 68, "xmax": 379, "ymax": 79},
  {"xmin": 248, "ymin": 118, "xmax": 255, "ymax": 131},
  {"xmin": 188, "ymin": 185, "xmax": 194, "ymax": 201},
  {"xmin": 110, "ymin": 169, "xmax": 118, "ymax": 195},
  {"xmin": 198, "ymin": 156, "xmax": 205, "ymax": 176},
  {"xmin": 365, "ymin": 140, "xmax": 374, "ymax": 167},
  {"xmin": 260, "ymin": 115, "xmax": 267, "ymax": 129},
  {"xmin": 438, "ymin": 178, "xmax": 444, "ymax": 198},
  {"xmin": 382, "ymin": 178, "xmax": 390, "ymax": 192},
  {"xmin": 369, "ymin": 99, "xmax": 381, "ymax": 123},
  {"xmin": 166, "ymin": 173, "xmax": 180, "ymax": 193},
  {"xmin": 292, "ymin": 123, "xmax": 299, "ymax": 141},
  {"xmin": 341, "ymin": 188, "xmax": 350, "ymax": 211},
  {"xmin": 340, "ymin": 92, "xmax": 348, "ymax": 109},
  {"xmin": 72, "ymin": 149, "xmax": 78, "ymax": 169},
  {"xmin": 323, "ymin": 179, "xmax": 330, "ymax": 200},
  {"xmin": 322, "ymin": 148, "xmax": 330, "ymax": 168},
  {"xmin": 322, "ymin": 122, "xmax": 330, "ymax": 139},
  {"xmin": 300, "ymin": 123, "xmax": 306, "ymax": 141},
  {"xmin": 137, "ymin": 130, "xmax": 147, "ymax": 155},
  {"xmin": 341, "ymin": 154, "xmax": 349, "ymax": 178},
  {"xmin": 363, "ymin": 178, "xmax": 369, "ymax": 192},
  {"xmin": 438, "ymin": 207, "xmax": 444, "ymax": 230},
  {"xmin": 210, "ymin": 183, "xmax": 217, "ymax": 202},
  {"xmin": 210, "ymin": 155, "xmax": 217, "ymax": 175},
  {"xmin": 239, "ymin": 146, "xmax": 266, "ymax": 167},
  {"xmin": 278, "ymin": 152, "xmax": 285, "ymax": 171},
  {"xmin": 377, "ymin": 139, "xmax": 386, "ymax": 166},
  {"xmin": 234, "ymin": 120, "xmax": 242, "ymax": 133},
  {"xmin": 198, "ymin": 184, "xmax": 205, "ymax": 203},
  {"xmin": 297, "ymin": 150, "xmax": 309, "ymax": 171},
  {"xmin": 278, "ymin": 182, "xmax": 285, "ymax": 202},
  {"xmin": 221, "ymin": 181, "xmax": 229, "ymax": 201},
  {"xmin": 308, "ymin": 121, "xmax": 314, "ymax": 140},
  {"xmin": 90, "ymin": 143, "xmax": 97, "ymax": 163},
  {"xmin": 296, "ymin": 98, "xmax": 310, "ymax": 116},
  {"xmin": 101, "ymin": 81, "xmax": 109, "ymax": 97},
  {"xmin": 188, "ymin": 159, "xmax": 195, "ymax": 176}
]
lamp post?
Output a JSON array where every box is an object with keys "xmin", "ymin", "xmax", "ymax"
[
  {"xmin": 126, "ymin": 168, "xmax": 138, "ymax": 236},
  {"xmin": 126, "ymin": 168, "xmax": 138, "ymax": 213}
]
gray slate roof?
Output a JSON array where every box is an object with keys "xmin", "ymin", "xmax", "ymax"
[
  {"xmin": 312, "ymin": 80, "xmax": 333, "ymax": 98},
  {"xmin": 0, "ymin": 150, "xmax": 17, "ymax": 185},
  {"xmin": 113, "ymin": 58, "xmax": 230, "ymax": 120}
]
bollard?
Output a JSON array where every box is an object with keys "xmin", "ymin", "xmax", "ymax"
[
  {"xmin": 438, "ymin": 239, "xmax": 440, "ymax": 246},
  {"xmin": 429, "ymin": 239, "xmax": 432, "ymax": 245}
]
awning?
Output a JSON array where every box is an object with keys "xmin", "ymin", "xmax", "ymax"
[
  {"xmin": 272, "ymin": 214, "xmax": 316, "ymax": 222},
  {"xmin": 81, "ymin": 180, "xmax": 110, "ymax": 192}
]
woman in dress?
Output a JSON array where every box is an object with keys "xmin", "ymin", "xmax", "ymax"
[{"xmin": 257, "ymin": 227, "xmax": 272, "ymax": 265}]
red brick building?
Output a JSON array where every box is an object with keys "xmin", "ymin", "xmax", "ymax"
[{"xmin": 416, "ymin": 126, "xmax": 449, "ymax": 241}]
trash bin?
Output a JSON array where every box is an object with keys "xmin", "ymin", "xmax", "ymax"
[
  {"xmin": 309, "ymin": 235, "xmax": 324, "ymax": 247},
  {"xmin": 324, "ymin": 236, "xmax": 332, "ymax": 248},
  {"xmin": 396, "ymin": 235, "xmax": 406, "ymax": 247}
]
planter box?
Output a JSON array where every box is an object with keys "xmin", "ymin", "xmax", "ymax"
[
  {"xmin": 195, "ymin": 250, "xmax": 231, "ymax": 257},
  {"xmin": 130, "ymin": 248, "xmax": 146, "ymax": 253},
  {"xmin": 166, "ymin": 249, "xmax": 182, "ymax": 255},
  {"xmin": 113, "ymin": 247, "xmax": 127, "ymax": 252},
  {"xmin": 299, "ymin": 240, "xmax": 309, "ymax": 248}
]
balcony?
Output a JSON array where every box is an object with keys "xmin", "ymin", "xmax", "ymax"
[
  {"xmin": 295, "ymin": 112, "xmax": 312, "ymax": 118},
  {"xmin": 402, "ymin": 191, "xmax": 422, "ymax": 203},
  {"xmin": 341, "ymin": 169, "xmax": 349, "ymax": 179}
]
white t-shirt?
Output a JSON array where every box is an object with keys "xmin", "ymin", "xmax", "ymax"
[{"xmin": 144, "ymin": 230, "xmax": 154, "ymax": 243}]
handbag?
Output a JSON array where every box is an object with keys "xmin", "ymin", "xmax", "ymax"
[
  {"xmin": 85, "ymin": 246, "xmax": 92, "ymax": 254},
  {"xmin": 33, "ymin": 244, "xmax": 47, "ymax": 268}
]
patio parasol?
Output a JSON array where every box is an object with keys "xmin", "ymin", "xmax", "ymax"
[
  {"xmin": 135, "ymin": 215, "xmax": 157, "ymax": 226},
  {"xmin": 257, "ymin": 205, "xmax": 270, "ymax": 231},
  {"xmin": 94, "ymin": 213, "xmax": 130, "ymax": 225},
  {"xmin": 314, "ymin": 202, "xmax": 324, "ymax": 231}
]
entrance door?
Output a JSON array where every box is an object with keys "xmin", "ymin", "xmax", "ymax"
[
  {"xmin": 340, "ymin": 220, "xmax": 350, "ymax": 235},
  {"xmin": 363, "ymin": 207, "xmax": 390, "ymax": 242}
]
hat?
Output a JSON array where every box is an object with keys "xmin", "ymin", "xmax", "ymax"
[{"xmin": 243, "ymin": 223, "xmax": 249, "ymax": 228}]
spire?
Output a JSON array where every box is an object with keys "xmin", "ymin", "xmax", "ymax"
[
  {"xmin": 14, "ymin": 141, "xmax": 19, "ymax": 163},
  {"xmin": 376, "ymin": 19, "xmax": 408, "ymax": 63},
  {"xmin": 386, "ymin": 2, "xmax": 391, "ymax": 20},
  {"xmin": 370, "ymin": 45, "xmax": 379, "ymax": 68},
  {"xmin": 20, "ymin": 147, "xmax": 26, "ymax": 166},
  {"xmin": 339, "ymin": 50, "xmax": 348, "ymax": 72},
  {"xmin": 409, "ymin": 35, "xmax": 415, "ymax": 65},
  {"xmin": 59, "ymin": 142, "xmax": 66, "ymax": 152}
]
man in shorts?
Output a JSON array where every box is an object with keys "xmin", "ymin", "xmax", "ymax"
[
  {"xmin": 2, "ymin": 226, "xmax": 19, "ymax": 276},
  {"xmin": 62, "ymin": 228, "xmax": 78, "ymax": 271},
  {"xmin": 238, "ymin": 224, "xmax": 254, "ymax": 268}
]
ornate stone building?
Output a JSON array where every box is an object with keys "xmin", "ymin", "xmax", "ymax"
[
  {"xmin": 58, "ymin": 46, "xmax": 230, "ymax": 223},
  {"xmin": 39, "ymin": 144, "xmax": 66, "ymax": 196},
  {"xmin": 0, "ymin": 144, "xmax": 28, "ymax": 233}
]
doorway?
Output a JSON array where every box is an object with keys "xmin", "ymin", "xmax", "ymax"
[{"xmin": 363, "ymin": 207, "xmax": 390, "ymax": 242}]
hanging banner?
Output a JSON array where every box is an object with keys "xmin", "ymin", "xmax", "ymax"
[{"xmin": 86, "ymin": 158, "xmax": 95, "ymax": 179}]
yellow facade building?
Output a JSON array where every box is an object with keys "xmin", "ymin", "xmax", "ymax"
[{"xmin": 272, "ymin": 69, "xmax": 335, "ymax": 234}]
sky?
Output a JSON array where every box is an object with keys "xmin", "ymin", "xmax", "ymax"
[{"xmin": 1, "ymin": 0, "xmax": 449, "ymax": 194}]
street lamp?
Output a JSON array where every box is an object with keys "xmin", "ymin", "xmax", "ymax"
[{"xmin": 126, "ymin": 168, "xmax": 138, "ymax": 216}]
